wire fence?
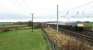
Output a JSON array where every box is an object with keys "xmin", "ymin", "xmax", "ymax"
[{"xmin": 41, "ymin": 27, "xmax": 59, "ymax": 50}]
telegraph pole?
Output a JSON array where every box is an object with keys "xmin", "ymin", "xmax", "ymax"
[
  {"xmin": 32, "ymin": 13, "xmax": 34, "ymax": 32},
  {"xmin": 57, "ymin": 4, "xmax": 59, "ymax": 32}
]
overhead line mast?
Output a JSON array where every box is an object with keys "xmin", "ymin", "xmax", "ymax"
[
  {"xmin": 32, "ymin": 13, "xmax": 34, "ymax": 32},
  {"xmin": 57, "ymin": 4, "xmax": 59, "ymax": 32}
]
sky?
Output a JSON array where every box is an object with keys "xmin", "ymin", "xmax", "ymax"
[{"xmin": 0, "ymin": 0, "xmax": 93, "ymax": 22}]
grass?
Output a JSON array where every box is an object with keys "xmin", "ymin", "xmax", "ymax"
[{"xmin": 0, "ymin": 29, "xmax": 48, "ymax": 50}]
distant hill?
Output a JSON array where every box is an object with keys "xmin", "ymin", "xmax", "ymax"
[{"xmin": 0, "ymin": 22, "xmax": 12, "ymax": 25}]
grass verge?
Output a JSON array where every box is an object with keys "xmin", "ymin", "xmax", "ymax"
[{"xmin": 0, "ymin": 29, "xmax": 48, "ymax": 50}]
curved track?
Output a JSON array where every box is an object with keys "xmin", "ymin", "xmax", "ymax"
[
  {"xmin": 59, "ymin": 26, "xmax": 93, "ymax": 44},
  {"xmin": 49, "ymin": 24, "xmax": 93, "ymax": 44}
]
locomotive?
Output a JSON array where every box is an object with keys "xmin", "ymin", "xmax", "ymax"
[{"xmin": 47, "ymin": 22, "xmax": 92, "ymax": 32}]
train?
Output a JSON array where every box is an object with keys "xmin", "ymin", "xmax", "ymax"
[{"xmin": 47, "ymin": 22, "xmax": 93, "ymax": 32}]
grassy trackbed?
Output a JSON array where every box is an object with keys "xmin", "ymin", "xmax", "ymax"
[{"xmin": 0, "ymin": 29, "xmax": 48, "ymax": 50}]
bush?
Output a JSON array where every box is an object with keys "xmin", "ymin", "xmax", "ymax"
[{"xmin": 0, "ymin": 28, "xmax": 10, "ymax": 32}]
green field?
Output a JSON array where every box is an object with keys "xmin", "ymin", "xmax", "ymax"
[{"xmin": 0, "ymin": 29, "xmax": 48, "ymax": 50}]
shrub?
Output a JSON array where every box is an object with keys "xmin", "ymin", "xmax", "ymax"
[{"xmin": 0, "ymin": 28, "xmax": 10, "ymax": 32}]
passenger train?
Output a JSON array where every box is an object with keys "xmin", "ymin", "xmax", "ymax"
[{"xmin": 47, "ymin": 22, "xmax": 92, "ymax": 32}]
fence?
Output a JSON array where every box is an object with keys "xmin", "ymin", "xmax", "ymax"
[{"xmin": 41, "ymin": 27, "xmax": 59, "ymax": 50}]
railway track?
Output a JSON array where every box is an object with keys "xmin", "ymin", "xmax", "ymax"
[
  {"xmin": 59, "ymin": 28, "xmax": 93, "ymax": 44},
  {"xmin": 81, "ymin": 30, "xmax": 93, "ymax": 38},
  {"xmin": 49, "ymin": 24, "xmax": 93, "ymax": 45}
]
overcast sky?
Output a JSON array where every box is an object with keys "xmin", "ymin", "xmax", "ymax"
[{"xmin": 0, "ymin": 0, "xmax": 93, "ymax": 22}]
